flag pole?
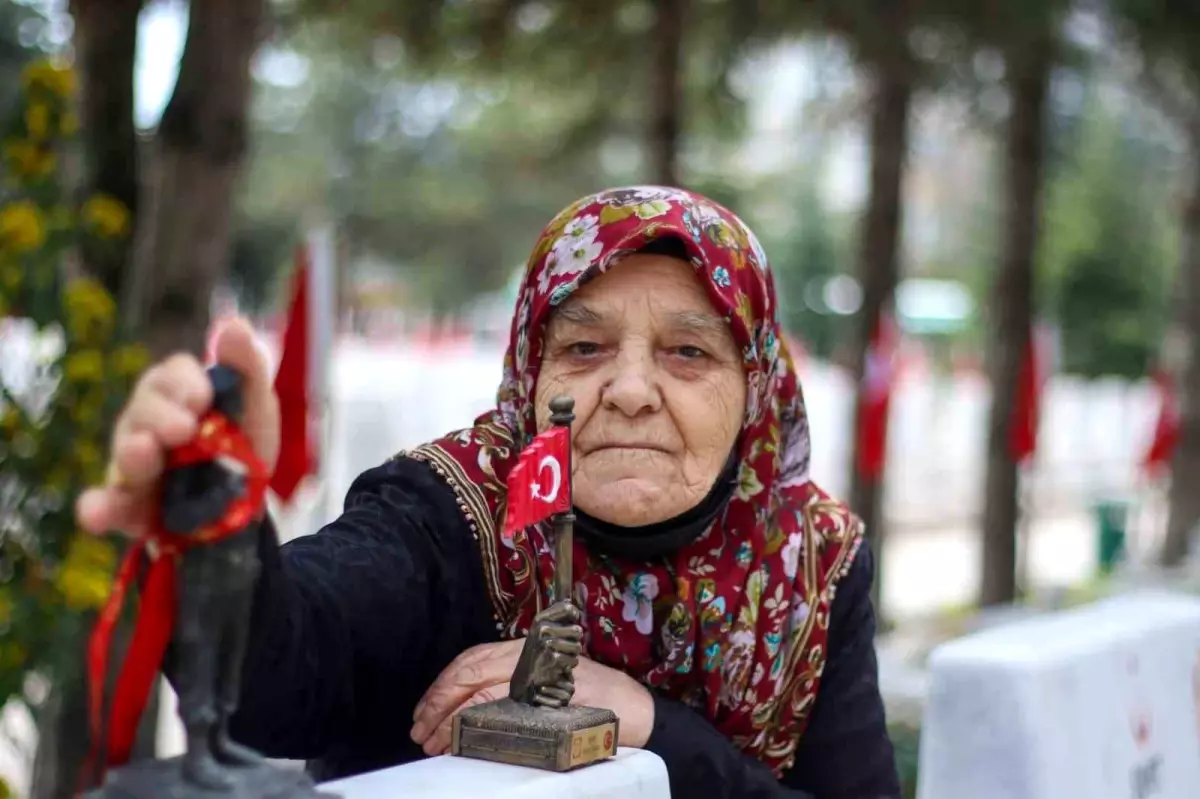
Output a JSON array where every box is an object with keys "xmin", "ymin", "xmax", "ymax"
[{"xmin": 548, "ymin": 395, "xmax": 575, "ymax": 605}]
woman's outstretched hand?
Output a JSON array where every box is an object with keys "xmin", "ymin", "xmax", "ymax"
[
  {"xmin": 410, "ymin": 639, "xmax": 656, "ymax": 756},
  {"xmin": 74, "ymin": 317, "xmax": 280, "ymax": 538}
]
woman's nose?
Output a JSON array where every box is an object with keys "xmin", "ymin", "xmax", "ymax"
[{"xmin": 601, "ymin": 350, "xmax": 662, "ymax": 418}]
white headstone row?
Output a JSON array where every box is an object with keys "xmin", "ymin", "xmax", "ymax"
[{"xmin": 918, "ymin": 591, "xmax": 1200, "ymax": 799}]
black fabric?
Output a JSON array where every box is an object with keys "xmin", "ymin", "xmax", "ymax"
[
  {"xmin": 229, "ymin": 455, "xmax": 899, "ymax": 796},
  {"xmin": 230, "ymin": 457, "xmax": 499, "ymax": 781},
  {"xmin": 574, "ymin": 450, "xmax": 738, "ymax": 560}
]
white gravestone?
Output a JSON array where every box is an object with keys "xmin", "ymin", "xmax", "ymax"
[
  {"xmin": 318, "ymin": 748, "xmax": 670, "ymax": 799},
  {"xmin": 918, "ymin": 591, "xmax": 1200, "ymax": 799}
]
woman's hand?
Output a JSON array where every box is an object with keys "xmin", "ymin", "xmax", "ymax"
[
  {"xmin": 74, "ymin": 317, "xmax": 279, "ymax": 538},
  {"xmin": 410, "ymin": 639, "xmax": 656, "ymax": 756}
]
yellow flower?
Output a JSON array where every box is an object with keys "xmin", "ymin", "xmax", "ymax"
[
  {"xmin": 25, "ymin": 102, "xmax": 50, "ymax": 140},
  {"xmin": 20, "ymin": 60, "xmax": 76, "ymax": 97},
  {"xmin": 111, "ymin": 343, "xmax": 150, "ymax": 378},
  {"xmin": 82, "ymin": 194, "xmax": 131, "ymax": 239},
  {"xmin": 0, "ymin": 200, "xmax": 47, "ymax": 253},
  {"xmin": 64, "ymin": 277, "xmax": 116, "ymax": 344},
  {"xmin": 0, "ymin": 406, "xmax": 19, "ymax": 436},
  {"xmin": 56, "ymin": 534, "xmax": 116, "ymax": 611},
  {"xmin": 64, "ymin": 350, "xmax": 104, "ymax": 383},
  {"xmin": 2, "ymin": 138, "xmax": 55, "ymax": 180},
  {"xmin": 0, "ymin": 261, "xmax": 20, "ymax": 292}
]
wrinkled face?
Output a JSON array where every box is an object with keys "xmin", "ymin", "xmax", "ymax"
[{"xmin": 534, "ymin": 254, "xmax": 746, "ymax": 527}]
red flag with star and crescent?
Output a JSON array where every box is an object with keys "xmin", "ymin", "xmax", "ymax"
[{"xmin": 504, "ymin": 427, "xmax": 571, "ymax": 540}]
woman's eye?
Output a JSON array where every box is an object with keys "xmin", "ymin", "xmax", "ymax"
[
  {"xmin": 567, "ymin": 341, "xmax": 601, "ymax": 357},
  {"xmin": 673, "ymin": 345, "xmax": 707, "ymax": 359}
]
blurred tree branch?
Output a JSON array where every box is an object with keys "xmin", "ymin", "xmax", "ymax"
[{"xmin": 124, "ymin": 0, "xmax": 267, "ymax": 358}]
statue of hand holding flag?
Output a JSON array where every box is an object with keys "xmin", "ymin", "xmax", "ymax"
[{"xmin": 453, "ymin": 397, "xmax": 621, "ymax": 772}]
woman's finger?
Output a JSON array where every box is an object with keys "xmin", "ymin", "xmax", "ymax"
[
  {"xmin": 423, "ymin": 683, "xmax": 509, "ymax": 756},
  {"xmin": 76, "ymin": 486, "xmax": 147, "ymax": 537},
  {"xmin": 411, "ymin": 641, "xmax": 522, "ymax": 744},
  {"xmin": 120, "ymin": 390, "xmax": 198, "ymax": 449},
  {"xmin": 139, "ymin": 353, "xmax": 213, "ymax": 414},
  {"xmin": 109, "ymin": 429, "xmax": 166, "ymax": 489}
]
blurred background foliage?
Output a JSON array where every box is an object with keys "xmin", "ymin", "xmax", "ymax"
[
  {"xmin": 1, "ymin": 0, "xmax": 1199, "ymax": 795},
  {"xmin": 0, "ymin": 48, "xmax": 147, "ymax": 783}
]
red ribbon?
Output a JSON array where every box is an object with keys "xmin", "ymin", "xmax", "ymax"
[{"xmin": 84, "ymin": 411, "xmax": 268, "ymax": 785}]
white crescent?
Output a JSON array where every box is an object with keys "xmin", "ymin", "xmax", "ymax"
[{"xmin": 532, "ymin": 454, "xmax": 562, "ymax": 503}]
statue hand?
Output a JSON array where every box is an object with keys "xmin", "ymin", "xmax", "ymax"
[
  {"xmin": 412, "ymin": 639, "xmax": 655, "ymax": 756},
  {"xmin": 509, "ymin": 600, "xmax": 583, "ymax": 706}
]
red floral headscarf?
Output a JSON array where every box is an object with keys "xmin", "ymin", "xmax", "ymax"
[{"xmin": 408, "ymin": 186, "xmax": 862, "ymax": 774}]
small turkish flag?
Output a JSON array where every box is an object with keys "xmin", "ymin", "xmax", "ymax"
[{"xmin": 503, "ymin": 427, "xmax": 571, "ymax": 539}]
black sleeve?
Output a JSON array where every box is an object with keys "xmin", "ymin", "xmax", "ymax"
[
  {"xmin": 646, "ymin": 695, "xmax": 815, "ymax": 799},
  {"xmin": 229, "ymin": 456, "xmax": 499, "ymax": 780},
  {"xmin": 643, "ymin": 543, "xmax": 899, "ymax": 799},
  {"xmin": 782, "ymin": 542, "xmax": 901, "ymax": 798}
]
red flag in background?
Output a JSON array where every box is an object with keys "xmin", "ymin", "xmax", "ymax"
[
  {"xmin": 1143, "ymin": 368, "xmax": 1180, "ymax": 476},
  {"xmin": 503, "ymin": 427, "xmax": 571, "ymax": 539},
  {"xmin": 270, "ymin": 245, "xmax": 316, "ymax": 502},
  {"xmin": 1010, "ymin": 328, "xmax": 1043, "ymax": 465},
  {"xmin": 856, "ymin": 311, "xmax": 899, "ymax": 480}
]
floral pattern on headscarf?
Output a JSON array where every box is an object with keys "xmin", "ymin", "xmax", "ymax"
[{"xmin": 407, "ymin": 186, "xmax": 862, "ymax": 776}]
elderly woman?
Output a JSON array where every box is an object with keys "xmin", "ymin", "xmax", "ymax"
[{"xmin": 78, "ymin": 187, "xmax": 899, "ymax": 798}]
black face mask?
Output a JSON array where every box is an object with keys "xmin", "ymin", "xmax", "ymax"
[{"xmin": 573, "ymin": 450, "xmax": 739, "ymax": 561}]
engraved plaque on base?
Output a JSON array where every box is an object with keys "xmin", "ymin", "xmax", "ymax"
[{"xmin": 452, "ymin": 697, "xmax": 619, "ymax": 772}]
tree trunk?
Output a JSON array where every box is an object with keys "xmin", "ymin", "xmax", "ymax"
[
  {"xmin": 979, "ymin": 41, "xmax": 1052, "ymax": 606},
  {"xmin": 648, "ymin": 0, "xmax": 686, "ymax": 186},
  {"xmin": 68, "ymin": 0, "xmax": 144, "ymax": 300},
  {"xmin": 30, "ymin": 626, "xmax": 160, "ymax": 798},
  {"xmin": 1162, "ymin": 157, "xmax": 1200, "ymax": 566},
  {"xmin": 846, "ymin": 59, "xmax": 913, "ymax": 621},
  {"xmin": 123, "ymin": 0, "xmax": 266, "ymax": 358}
]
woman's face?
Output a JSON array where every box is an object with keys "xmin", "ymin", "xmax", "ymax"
[{"xmin": 534, "ymin": 254, "xmax": 746, "ymax": 527}]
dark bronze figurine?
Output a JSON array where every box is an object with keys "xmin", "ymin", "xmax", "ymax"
[
  {"xmin": 88, "ymin": 365, "xmax": 335, "ymax": 799},
  {"xmin": 159, "ymin": 365, "xmax": 267, "ymax": 789}
]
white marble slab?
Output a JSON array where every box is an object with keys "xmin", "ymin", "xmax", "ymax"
[
  {"xmin": 918, "ymin": 591, "xmax": 1200, "ymax": 799},
  {"xmin": 318, "ymin": 749, "xmax": 669, "ymax": 799}
]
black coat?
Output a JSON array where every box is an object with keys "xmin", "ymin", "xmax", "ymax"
[{"xmin": 230, "ymin": 456, "xmax": 901, "ymax": 798}]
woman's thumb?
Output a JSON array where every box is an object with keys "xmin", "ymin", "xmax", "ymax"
[
  {"xmin": 213, "ymin": 317, "xmax": 270, "ymax": 388},
  {"xmin": 211, "ymin": 316, "xmax": 280, "ymax": 467}
]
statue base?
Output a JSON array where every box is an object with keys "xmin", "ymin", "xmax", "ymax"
[
  {"xmin": 85, "ymin": 757, "xmax": 339, "ymax": 799},
  {"xmin": 451, "ymin": 697, "xmax": 619, "ymax": 772}
]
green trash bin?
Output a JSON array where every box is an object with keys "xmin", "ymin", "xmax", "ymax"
[{"xmin": 1094, "ymin": 499, "xmax": 1129, "ymax": 575}]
